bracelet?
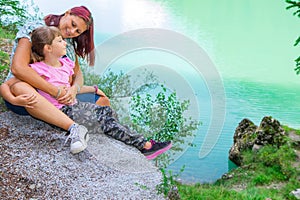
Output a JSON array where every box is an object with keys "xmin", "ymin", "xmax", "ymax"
[
  {"xmin": 75, "ymin": 84, "xmax": 81, "ymax": 93},
  {"xmin": 55, "ymin": 88, "xmax": 61, "ymax": 99},
  {"xmin": 94, "ymin": 85, "xmax": 98, "ymax": 94}
]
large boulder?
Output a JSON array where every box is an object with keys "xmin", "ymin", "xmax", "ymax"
[
  {"xmin": 255, "ymin": 116, "xmax": 286, "ymax": 147},
  {"xmin": 228, "ymin": 118, "xmax": 257, "ymax": 166},
  {"xmin": 0, "ymin": 111, "xmax": 164, "ymax": 199},
  {"xmin": 229, "ymin": 116, "xmax": 287, "ymax": 166}
]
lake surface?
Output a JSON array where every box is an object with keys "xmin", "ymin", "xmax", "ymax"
[{"xmin": 35, "ymin": 0, "xmax": 300, "ymax": 183}]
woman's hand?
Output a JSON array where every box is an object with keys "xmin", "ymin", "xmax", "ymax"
[{"xmin": 13, "ymin": 93, "xmax": 38, "ymax": 108}]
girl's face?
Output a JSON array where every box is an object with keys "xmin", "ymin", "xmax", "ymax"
[
  {"xmin": 49, "ymin": 36, "xmax": 67, "ymax": 57},
  {"xmin": 58, "ymin": 11, "xmax": 87, "ymax": 38}
]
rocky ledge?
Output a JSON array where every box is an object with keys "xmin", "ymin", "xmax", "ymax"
[{"xmin": 0, "ymin": 111, "xmax": 164, "ymax": 199}]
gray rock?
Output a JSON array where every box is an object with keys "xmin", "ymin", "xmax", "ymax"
[
  {"xmin": 228, "ymin": 118, "xmax": 257, "ymax": 166},
  {"xmin": 252, "ymin": 143, "xmax": 263, "ymax": 152},
  {"xmin": 291, "ymin": 188, "xmax": 300, "ymax": 199},
  {"xmin": 255, "ymin": 116, "xmax": 286, "ymax": 147},
  {"xmin": 0, "ymin": 111, "xmax": 165, "ymax": 199}
]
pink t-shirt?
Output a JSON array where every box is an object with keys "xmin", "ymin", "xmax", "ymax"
[{"xmin": 30, "ymin": 57, "xmax": 75, "ymax": 109}]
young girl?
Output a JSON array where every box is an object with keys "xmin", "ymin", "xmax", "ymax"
[{"xmin": 2, "ymin": 26, "xmax": 172, "ymax": 159}]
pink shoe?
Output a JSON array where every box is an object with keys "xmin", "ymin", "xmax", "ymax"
[{"xmin": 141, "ymin": 140, "xmax": 172, "ymax": 160}]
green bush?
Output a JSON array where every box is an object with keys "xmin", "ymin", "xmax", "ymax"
[
  {"xmin": 130, "ymin": 84, "xmax": 199, "ymax": 167},
  {"xmin": 0, "ymin": 0, "xmax": 42, "ymax": 33}
]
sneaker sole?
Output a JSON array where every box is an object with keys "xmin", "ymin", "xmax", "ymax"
[
  {"xmin": 70, "ymin": 133, "xmax": 90, "ymax": 154},
  {"xmin": 146, "ymin": 143, "xmax": 172, "ymax": 160}
]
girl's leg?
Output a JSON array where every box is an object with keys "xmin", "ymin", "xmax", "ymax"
[
  {"xmin": 10, "ymin": 81, "xmax": 89, "ymax": 154},
  {"xmin": 10, "ymin": 81, "xmax": 74, "ymax": 130}
]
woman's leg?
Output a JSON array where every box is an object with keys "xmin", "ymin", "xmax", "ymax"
[
  {"xmin": 10, "ymin": 81, "xmax": 74, "ymax": 130},
  {"xmin": 76, "ymin": 93, "xmax": 110, "ymax": 106},
  {"xmin": 67, "ymin": 102, "xmax": 172, "ymax": 159},
  {"xmin": 96, "ymin": 95, "xmax": 110, "ymax": 106},
  {"xmin": 65, "ymin": 101, "xmax": 146, "ymax": 150}
]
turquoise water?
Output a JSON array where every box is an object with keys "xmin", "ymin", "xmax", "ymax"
[
  {"xmin": 155, "ymin": 0, "xmax": 300, "ymax": 183},
  {"xmin": 35, "ymin": 0, "xmax": 300, "ymax": 183},
  {"xmin": 168, "ymin": 79, "xmax": 300, "ymax": 183}
]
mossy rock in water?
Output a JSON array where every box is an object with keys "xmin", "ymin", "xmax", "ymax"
[
  {"xmin": 255, "ymin": 116, "xmax": 286, "ymax": 147},
  {"xmin": 229, "ymin": 118, "xmax": 257, "ymax": 166},
  {"xmin": 229, "ymin": 116, "xmax": 287, "ymax": 166}
]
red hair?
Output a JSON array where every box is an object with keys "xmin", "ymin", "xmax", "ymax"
[{"xmin": 44, "ymin": 6, "xmax": 95, "ymax": 66}]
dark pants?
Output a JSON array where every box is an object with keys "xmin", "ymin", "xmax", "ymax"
[{"xmin": 61, "ymin": 102, "xmax": 146, "ymax": 150}]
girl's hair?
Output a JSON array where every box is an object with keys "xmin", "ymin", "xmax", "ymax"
[
  {"xmin": 31, "ymin": 26, "xmax": 62, "ymax": 63},
  {"xmin": 44, "ymin": 6, "xmax": 95, "ymax": 66}
]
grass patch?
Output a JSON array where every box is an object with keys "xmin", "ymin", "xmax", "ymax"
[
  {"xmin": 176, "ymin": 182, "xmax": 288, "ymax": 200},
  {"xmin": 174, "ymin": 135, "xmax": 300, "ymax": 200},
  {"xmin": 283, "ymin": 125, "xmax": 300, "ymax": 136}
]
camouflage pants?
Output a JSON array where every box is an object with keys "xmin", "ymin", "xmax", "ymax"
[{"xmin": 61, "ymin": 101, "xmax": 146, "ymax": 150}]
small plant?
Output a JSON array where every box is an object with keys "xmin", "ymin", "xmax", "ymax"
[
  {"xmin": 252, "ymin": 174, "xmax": 272, "ymax": 186},
  {"xmin": 157, "ymin": 166, "xmax": 185, "ymax": 197},
  {"xmin": 130, "ymin": 84, "xmax": 199, "ymax": 167}
]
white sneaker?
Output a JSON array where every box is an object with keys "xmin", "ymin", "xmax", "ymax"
[{"xmin": 65, "ymin": 124, "xmax": 89, "ymax": 154}]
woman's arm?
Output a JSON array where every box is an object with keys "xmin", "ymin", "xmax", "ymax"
[
  {"xmin": 11, "ymin": 38, "xmax": 61, "ymax": 98},
  {"xmin": 79, "ymin": 85, "xmax": 107, "ymax": 97},
  {"xmin": 78, "ymin": 85, "xmax": 95, "ymax": 94}
]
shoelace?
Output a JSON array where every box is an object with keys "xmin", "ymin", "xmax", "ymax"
[{"xmin": 64, "ymin": 126, "xmax": 79, "ymax": 145}]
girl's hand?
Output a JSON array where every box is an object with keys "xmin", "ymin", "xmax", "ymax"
[
  {"xmin": 13, "ymin": 93, "xmax": 38, "ymax": 108},
  {"xmin": 57, "ymin": 85, "xmax": 76, "ymax": 105}
]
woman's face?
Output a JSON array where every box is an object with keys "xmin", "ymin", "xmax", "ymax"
[{"xmin": 59, "ymin": 11, "xmax": 87, "ymax": 39}]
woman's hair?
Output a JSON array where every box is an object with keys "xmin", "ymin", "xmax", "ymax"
[
  {"xmin": 31, "ymin": 26, "xmax": 62, "ymax": 63},
  {"xmin": 44, "ymin": 6, "xmax": 95, "ymax": 66}
]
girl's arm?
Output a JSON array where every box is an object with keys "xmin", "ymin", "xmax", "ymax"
[{"xmin": 11, "ymin": 38, "xmax": 63, "ymax": 98}]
